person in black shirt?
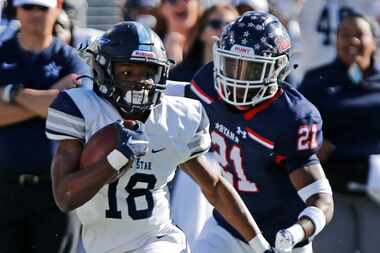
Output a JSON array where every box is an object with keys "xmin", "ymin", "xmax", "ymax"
[
  {"xmin": 299, "ymin": 11, "xmax": 380, "ymax": 253},
  {"xmin": 0, "ymin": 0, "xmax": 89, "ymax": 252}
]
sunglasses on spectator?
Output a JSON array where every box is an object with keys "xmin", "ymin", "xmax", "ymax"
[
  {"xmin": 208, "ymin": 19, "xmax": 229, "ymax": 30},
  {"xmin": 21, "ymin": 4, "xmax": 49, "ymax": 12}
]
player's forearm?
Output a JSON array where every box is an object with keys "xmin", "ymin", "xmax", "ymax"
[
  {"xmin": 15, "ymin": 88, "xmax": 60, "ymax": 117},
  {"xmin": 203, "ymin": 176, "xmax": 262, "ymax": 241},
  {"xmin": 300, "ymin": 193, "xmax": 334, "ymax": 237},
  {"xmin": 0, "ymin": 102, "xmax": 38, "ymax": 126},
  {"xmin": 53, "ymin": 157, "xmax": 116, "ymax": 212}
]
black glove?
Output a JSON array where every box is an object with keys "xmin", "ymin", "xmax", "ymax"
[
  {"xmin": 114, "ymin": 119, "xmax": 149, "ymax": 160},
  {"xmin": 107, "ymin": 120, "xmax": 149, "ymax": 171}
]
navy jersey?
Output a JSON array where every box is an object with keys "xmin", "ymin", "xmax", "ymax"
[
  {"xmin": 299, "ymin": 58, "xmax": 380, "ymax": 158},
  {"xmin": 186, "ymin": 63, "xmax": 323, "ymax": 243},
  {"xmin": 0, "ymin": 36, "xmax": 89, "ymax": 173}
]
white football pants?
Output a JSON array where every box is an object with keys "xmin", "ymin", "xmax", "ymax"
[{"xmin": 193, "ymin": 217, "xmax": 313, "ymax": 253}]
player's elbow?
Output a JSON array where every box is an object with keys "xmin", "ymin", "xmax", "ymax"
[
  {"xmin": 308, "ymin": 193, "xmax": 334, "ymax": 224},
  {"xmin": 53, "ymin": 188, "xmax": 78, "ymax": 212},
  {"xmin": 324, "ymin": 195, "xmax": 334, "ymax": 224}
]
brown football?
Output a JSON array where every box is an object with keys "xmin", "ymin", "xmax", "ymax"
[{"xmin": 80, "ymin": 120, "xmax": 136, "ymax": 183}]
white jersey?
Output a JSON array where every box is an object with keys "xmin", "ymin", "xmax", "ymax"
[
  {"xmin": 46, "ymin": 88, "xmax": 211, "ymax": 253},
  {"xmin": 299, "ymin": 0, "xmax": 380, "ymax": 75}
]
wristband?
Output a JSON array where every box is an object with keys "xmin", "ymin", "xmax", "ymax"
[
  {"xmin": 248, "ymin": 233, "xmax": 271, "ymax": 253},
  {"xmin": 1, "ymin": 84, "xmax": 12, "ymax": 102},
  {"xmin": 1, "ymin": 83, "xmax": 23, "ymax": 103},
  {"xmin": 297, "ymin": 178, "xmax": 332, "ymax": 202},
  {"xmin": 286, "ymin": 223, "xmax": 305, "ymax": 245},
  {"xmin": 106, "ymin": 149, "xmax": 129, "ymax": 172},
  {"xmin": 298, "ymin": 206, "xmax": 326, "ymax": 239}
]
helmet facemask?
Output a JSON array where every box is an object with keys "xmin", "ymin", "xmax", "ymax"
[
  {"xmin": 108, "ymin": 60, "xmax": 166, "ymax": 115},
  {"xmin": 94, "ymin": 55, "xmax": 168, "ymax": 115},
  {"xmin": 213, "ymin": 43, "xmax": 289, "ymax": 107}
]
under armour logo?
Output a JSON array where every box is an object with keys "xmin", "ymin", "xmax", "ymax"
[{"xmin": 236, "ymin": 126, "xmax": 247, "ymax": 139}]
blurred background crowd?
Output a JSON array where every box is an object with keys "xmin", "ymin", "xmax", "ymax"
[
  {"xmin": 1, "ymin": 0, "xmax": 380, "ymax": 252},
  {"xmin": 1, "ymin": 0, "xmax": 380, "ymax": 83}
]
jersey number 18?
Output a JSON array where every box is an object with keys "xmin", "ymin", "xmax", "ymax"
[{"xmin": 106, "ymin": 173, "xmax": 157, "ymax": 220}]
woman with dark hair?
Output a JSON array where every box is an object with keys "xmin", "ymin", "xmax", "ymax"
[
  {"xmin": 298, "ymin": 11, "xmax": 380, "ymax": 253},
  {"xmin": 157, "ymin": 0, "xmax": 203, "ymax": 66},
  {"xmin": 169, "ymin": 3, "xmax": 239, "ymax": 82}
]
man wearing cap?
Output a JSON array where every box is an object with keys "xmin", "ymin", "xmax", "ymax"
[{"xmin": 0, "ymin": 0, "xmax": 89, "ymax": 252}]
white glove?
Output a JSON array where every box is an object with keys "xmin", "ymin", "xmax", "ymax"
[{"xmin": 275, "ymin": 224, "xmax": 305, "ymax": 252}]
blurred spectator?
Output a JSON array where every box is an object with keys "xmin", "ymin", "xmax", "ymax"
[
  {"xmin": 116, "ymin": 0, "xmax": 169, "ymax": 43},
  {"xmin": 54, "ymin": 8, "xmax": 103, "ymax": 48},
  {"xmin": 61, "ymin": 0, "xmax": 87, "ymax": 28},
  {"xmin": 121, "ymin": 0, "xmax": 160, "ymax": 29},
  {"xmin": 298, "ymin": 0, "xmax": 380, "ymax": 78},
  {"xmin": 169, "ymin": 3, "xmax": 238, "ymax": 81},
  {"xmin": 159, "ymin": 0, "xmax": 202, "ymax": 65},
  {"xmin": 0, "ymin": 0, "xmax": 90, "ymax": 252},
  {"xmin": 233, "ymin": 0, "xmax": 268, "ymax": 15},
  {"xmin": 1, "ymin": 0, "xmax": 102, "ymax": 47},
  {"xmin": 61, "ymin": 0, "xmax": 103, "ymax": 48},
  {"xmin": 298, "ymin": 12, "xmax": 380, "ymax": 253},
  {"xmin": 0, "ymin": 0, "xmax": 20, "ymax": 43},
  {"xmin": 53, "ymin": 9, "xmax": 73, "ymax": 44}
]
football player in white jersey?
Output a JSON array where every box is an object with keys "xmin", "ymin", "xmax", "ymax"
[
  {"xmin": 298, "ymin": 0, "xmax": 380, "ymax": 78},
  {"xmin": 45, "ymin": 22, "xmax": 279, "ymax": 253}
]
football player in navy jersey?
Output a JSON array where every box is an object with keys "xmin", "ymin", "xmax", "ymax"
[{"xmin": 170, "ymin": 11, "xmax": 334, "ymax": 253}]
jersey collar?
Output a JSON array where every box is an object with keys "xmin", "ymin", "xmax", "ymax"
[{"xmin": 243, "ymin": 88, "xmax": 283, "ymax": 120}]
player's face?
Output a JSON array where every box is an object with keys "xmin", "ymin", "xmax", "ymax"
[
  {"xmin": 222, "ymin": 56, "xmax": 266, "ymax": 102},
  {"xmin": 113, "ymin": 62, "xmax": 157, "ymax": 91},
  {"xmin": 336, "ymin": 17, "xmax": 376, "ymax": 68},
  {"xmin": 112, "ymin": 62, "xmax": 159, "ymax": 108}
]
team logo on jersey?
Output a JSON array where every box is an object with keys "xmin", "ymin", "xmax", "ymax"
[
  {"xmin": 152, "ymin": 148, "xmax": 166, "ymax": 153},
  {"xmin": 44, "ymin": 62, "xmax": 62, "ymax": 78},
  {"xmin": 135, "ymin": 158, "xmax": 152, "ymax": 170},
  {"xmin": 215, "ymin": 122, "xmax": 239, "ymax": 143}
]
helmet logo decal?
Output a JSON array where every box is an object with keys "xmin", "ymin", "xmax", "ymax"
[
  {"xmin": 98, "ymin": 37, "xmax": 111, "ymax": 46},
  {"xmin": 274, "ymin": 35, "xmax": 291, "ymax": 53},
  {"xmin": 231, "ymin": 45, "xmax": 255, "ymax": 56},
  {"xmin": 132, "ymin": 50, "xmax": 156, "ymax": 58}
]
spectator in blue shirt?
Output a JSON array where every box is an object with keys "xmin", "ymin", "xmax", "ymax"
[
  {"xmin": 0, "ymin": 0, "xmax": 89, "ymax": 252},
  {"xmin": 298, "ymin": 11, "xmax": 380, "ymax": 253}
]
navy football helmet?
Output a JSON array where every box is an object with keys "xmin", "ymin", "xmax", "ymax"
[
  {"xmin": 214, "ymin": 11, "xmax": 291, "ymax": 107},
  {"xmin": 83, "ymin": 21, "xmax": 172, "ymax": 115}
]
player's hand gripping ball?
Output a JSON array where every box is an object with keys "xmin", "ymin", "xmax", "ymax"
[{"xmin": 79, "ymin": 120, "xmax": 138, "ymax": 183}]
